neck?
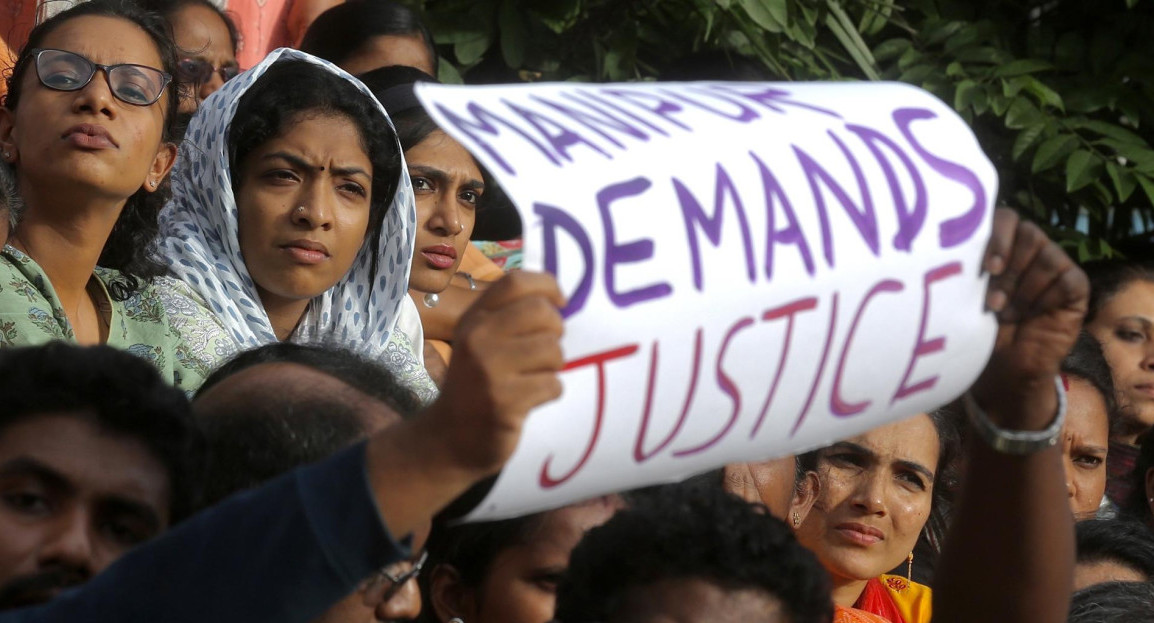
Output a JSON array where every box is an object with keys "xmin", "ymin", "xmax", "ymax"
[
  {"xmin": 258, "ymin": 292, "xmax": 310, "ymax": 341},
  {"xmin": 831, "ymin": 577, "xmax": 870, "ymax": 608},
  {"xmin": 10, "ymin": 186, "xmax": 125, "ymax": 300}
]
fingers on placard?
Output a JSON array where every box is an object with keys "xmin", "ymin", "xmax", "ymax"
[
  {"xmin": 477, "ymin": 272, "xmax": 565, "ymax": 311},
  {"xmin": 1028, "ymin": 261, "xmax": 1090, "ymax": 320},
  {"xmin": 991, "ymin": 220, "xmax": 1046, "ymax": 321},
  {"xmin": 1011, "ymin": 239, "xmax": 1071, "ymax": 314},
  {"xmin": 983, "ymin": 208, "xmax": 1020, "ymax": 276}
]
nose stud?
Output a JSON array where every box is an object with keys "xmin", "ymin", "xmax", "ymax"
[{"xmin": 295, "ymin": 206, "xmax": 306, "ymax": 214}]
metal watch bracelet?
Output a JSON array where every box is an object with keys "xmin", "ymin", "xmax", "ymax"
[{"xmin": 962, "ymin": 375, "xmax": 1067, "ymax": 455}]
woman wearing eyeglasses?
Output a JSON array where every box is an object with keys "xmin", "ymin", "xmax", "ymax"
[
  {"xmin": 138, "ymin": 0, "xmax": 240, "ymax": 114},
  {"xmin": 0, "ymin": 0, "xmax": 223, "ymax": 389}
]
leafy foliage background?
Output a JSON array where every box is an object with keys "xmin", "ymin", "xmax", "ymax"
[{"xmin": 406, "ymin": 0, "xmax": 1154, "ymax": 259}]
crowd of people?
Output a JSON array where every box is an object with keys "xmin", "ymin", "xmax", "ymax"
[{"xmin": 0, "ymin": 0, "xmax": 1152, "ymax": 621}]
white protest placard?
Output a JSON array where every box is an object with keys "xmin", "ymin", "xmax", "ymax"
[{"xmin": 416, "ymin": 81, "xmax": 1000, "ymax": 521}]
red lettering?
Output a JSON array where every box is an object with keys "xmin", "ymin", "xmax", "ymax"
[
  {"xmin": 749, "ymin": 297, "xmax": 819, "ymax": 439},
  {"xmin": 791, "ymin": 293, "xmax": 838, "ymax": 436},
  {"xmin": 830, "ymin": 280, "xmax": 904, "ymax": 416},
  {"xmin": 539, "ymin": 344, "xmax": 639, "ymax": 488},
  {"xmin": 892, "ymin": 262, "xmax": 964, "ymax": 403},
  {"xmin": 634, "ymin": 329, "xmax": 704, "ymax": 463},
  {"xmin": 674, "ymin": 318, "xmax": 755, "ymax": 458}
]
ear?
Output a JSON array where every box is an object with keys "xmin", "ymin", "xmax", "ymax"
[
  {"xmin": 144, "ymin": 141, "xmax": 178, "ymax": 193},
  {"xmin": 0, "ymin": 106, "xmax": 18, "ymax": 166},
  {"xmin": 429, "ymin": 563, "xmax": 476, "ymax": 623},
  {"xmin": 789, "ymin": 471, "xmax": 820, "ymax": 527}
]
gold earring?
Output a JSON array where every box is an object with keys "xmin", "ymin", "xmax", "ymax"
[
  {"xmin": 906, "ymin": 552, "xmax": 914, "ymax": 581},
  {"xmin": 791, "ymin": 511, "xmax": 801, "ymax": 527}
]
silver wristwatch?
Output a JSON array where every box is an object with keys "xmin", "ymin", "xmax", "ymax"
[{"xmin": 962, "ymin": 376, "xmax": 1067, "ymax": 455}]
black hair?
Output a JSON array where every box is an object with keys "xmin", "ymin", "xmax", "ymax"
[
  {"xmin": 4, "ymin": 0, "xmax": 181, "ymax": 300},
  {"xmin": 299, "ymin": 0, "xmax": 437, "ymax": 72},
  {"xmin": 1125, "ymin": 432, "xmax": 1154, "ymax": 521},
  {"xmin": 133, "ymin": 0, "xmax": 239, "ymax": 52},
  {"xmin": 554, "ymin": 486, "xmax": 832, "ymax": 623},
  {"xmin": 228, "ymin": 59, "xmax": 402, "ymax": 278},
  {"xmin": 1063, "ymin": 330, "xmax": 1123, "ymax": 436},
  {"xmin": 359, "ymin": 65, "xmax": 521, "ymax": 240},
  {"xmin": 196, "ymin": 341, "xmax": 421, "ymax": 418},
  {"xmin": 0, "ymin": 342, "xmax": 201, "ymax": 521},
  {"xmin": 1083, "ymin": 259, "xmax": 1154, "ymax": 326},
  {"xmin": 1076, "ymin": 518, "xmax": 1154, "ymax": 581},
  {"xmin": 1068, "ymin": 581, "xmax": 1154, "ymax": 623}
]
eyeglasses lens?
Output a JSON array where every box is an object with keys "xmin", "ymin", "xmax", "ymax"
[
  {"xmin": 178, "ymin": 58, "xmax": 239, "ymax": 84},
  {"xmin": 35, "ymin": 49, "xmax": 167, "ymax": 106}
]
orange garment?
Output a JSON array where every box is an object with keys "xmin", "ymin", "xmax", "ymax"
[
  {"xmin": 1, "ymin": 0, "xmax": 38, "ymax": 63},
  {"xmin": 427, "ymin": 244, "xmax": 503, "ymax": 363},
  {"xmin": 835, "ymin": 606, "xmax": 893, "ymax": 623},
  {"xmin": 227, "ymin": 0, "xmax": 292, "ymax": 69},
  {"xmin": 0, "ymin": 33, "xmax": 15, "ymax": 100},
  {"xmin": 853, "ymin": 575, "xmax": 932, "ymax": 623}
]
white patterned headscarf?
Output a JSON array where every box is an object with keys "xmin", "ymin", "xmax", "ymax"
[{"xmin": 157, "ymin": 48, "xmax": 416, "ymax": 356}]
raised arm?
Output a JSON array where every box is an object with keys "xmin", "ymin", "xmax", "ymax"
[{"xmin": 934, "ymin": 209, "xmax": 1087, "ymax": 623}]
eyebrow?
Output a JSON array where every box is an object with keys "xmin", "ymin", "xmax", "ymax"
[
  {"xmin": 828, "ymin": 441, "xmax": 936, "ymax": 481},
  {"xmin": 262, "ymin": 151, "xmax": 371, "ymax": 180},
  {"xmin": 1119, "ymin": 316, "xmax": 1153, "ymax": 330},
  {"xmin": 409, "ymin": 165, "xmax": 484, "ymax": 192},
  {"xmin": 0, "ymin": 457, "xmax": 75, "ymax": 495}
]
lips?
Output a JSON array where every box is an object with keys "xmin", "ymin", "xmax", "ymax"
[
  {"xmin": 62, "ymin": 123, "xmax": 117, "ymax": 149},
  {"xmin": 421, "ymin": 244, "xmax": 458, "ymax": 270},
  {"xmin": 280, "ymin": 239, "xmax": 330, "ymax": 265},
  {"xmin": 834, "ymin": 522, "xmax": 885, "ymax": 546}
]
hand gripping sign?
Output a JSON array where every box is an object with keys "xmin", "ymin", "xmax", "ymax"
[{"xmin": 416, "ymin": 80, "xmax": 999, "ymax": 521}]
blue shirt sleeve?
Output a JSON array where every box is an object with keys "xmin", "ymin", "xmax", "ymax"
[{"xmin": 0, "ymin": 441, "xmax": 407, "ymax": 622}]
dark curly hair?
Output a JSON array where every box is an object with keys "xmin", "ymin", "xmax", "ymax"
[
  {"xmin": 299, "ymin": 0, "xmax": 437, "ymax": 72},
  {"xmin": 228, "ymin": 60, "xmax": 401, "ymax": 279},
  {"xmin": 554, "ymin": 485, "xmax": 832, "ymax": 623},
  {"xmin": 4, "ymin": 0, "xmax": 181, "ymax": 300},
  {"xmin": 1068, "ymin": 581, "xmax": 1154, "ymax": 623},
  {"xmin": 0, "ymin": 342, "xmax": 202, "ymax": 522}
]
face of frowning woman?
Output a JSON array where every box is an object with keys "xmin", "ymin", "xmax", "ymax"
[
  {"xmin": 169, "ymin": 3, "xmax": 237, "ymax": 114},
  {"xmin": 1062, "ymin": 376, "xmax": 1110, "ymax": 520},
  {"xmin": 406, "ymin": 129, "xmax": 481, "ymax": 294},
  {"xmin": 1086, "ymin": 280, "xmax": 1154, "ymax": 433},
  {"xmin": 794, "ymin": 415, "xmax": 938, "ymax": 592},
  {"xmin": 235, "ymin": 112, "xmax": 373, "ymax": 320},
  {"xmin": 0, "ymin": 15, "xmax": 175, "ymax": 205}
]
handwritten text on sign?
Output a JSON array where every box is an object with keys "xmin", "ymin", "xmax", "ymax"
[{"xmin": 416, "ymin": 81, "xmax": 999, "ymax": 520}]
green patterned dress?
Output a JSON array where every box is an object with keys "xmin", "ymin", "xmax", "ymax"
[{"xmin": 0, "ymin": 245, "xmax": 230, "ymax": 392}]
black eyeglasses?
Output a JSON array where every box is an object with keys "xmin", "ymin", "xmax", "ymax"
[
  {"xmin": 177, "ymin": 57, "xmax": 240, "ymax": 85},
  {"xmin": 363, "ymin": 550, "xmax": 428, "ymax": 600},
  {"xmin": 30, "ymin": 48, "xmax": 171, "ymax": 106}
]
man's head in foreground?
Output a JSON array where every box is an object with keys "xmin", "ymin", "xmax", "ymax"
[
  {"xmin": 554, "ymin": 484, "xmax": 832, "ymax": 623},
  {"xmin": 193, "ymin": 342, "xmax": 425, "ymax": 622},
  {"xmin": 0, "ymin": 343, "xmax": 197, "ymax": 609}
]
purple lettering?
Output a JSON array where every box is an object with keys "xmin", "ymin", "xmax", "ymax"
[
  {"xmin": 715, "ymin": 84, "xmax": 842, "ymax": 119},
  {"xmin": 536, "ymin": 203, "xmax": 594, "ymax": 319},
  {"xmin": 599, "ymin": 178, "xmax": 673, "ymax": 308},
  {"xmin": 845, "ymin": 124, "xmax": 927, "ymax": 252},
  {"xmin": 750, "ymin": 151, "xmax": 815, "ymax": 280},
  {"xmin": 599, "ymin": 88, "xmax": 693, "ymax": 132},
  {"xmin": 793, "ymin": 132, "xmax": 880, "ymax": 269},
  {"xmin": 570, "ymin": 90, "xmax": 670, "ymax": 137},
  {"xmin": 894, "ymin": 108, "xmax": 987, "ymax": 248},
  {"xmin": 662, "ymin": 87, "xmax": 759, "ymax": 123},
  {"xmin": 790, "ymin": 293, "xmax": 838, "ymax": 436},
  {"xmin": 503, "ymin": 99, "xmax": 612, "ymax": 163},
  {"xmin": 674, "ymin": 164, "xmax": 756, "ymax": 291},
  {"xmin": 434, "ymin": 101, "xmax": 558, "ymax": 176},
  {"xmin": 532, "ymin": 93, "xmax": 650, "ymax": 148}
]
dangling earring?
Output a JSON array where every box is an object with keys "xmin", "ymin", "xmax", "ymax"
[
  {"xmin": 423, "ymin": 292, "xmax": 439, "ymax": 308},
  {"xmin": 791, "ymin": 511, "xmax": 801, "ymax": 528},
  {"xmin": 906, "ymin": 552, "xmax": 914, "ymax": 581}
]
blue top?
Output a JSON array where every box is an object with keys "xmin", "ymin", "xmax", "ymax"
[{"xmin": 1, "ymin": 442, "xmax": 405, "ymax": 622}]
